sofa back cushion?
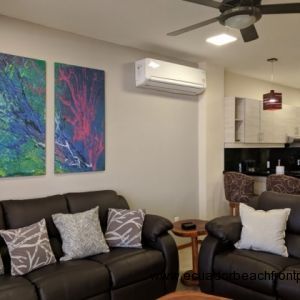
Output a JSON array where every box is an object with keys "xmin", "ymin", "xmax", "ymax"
[
  {"xmin": 1, "ymin": 195, "xmax": 68, "ymax": 259},
  {"xmin": 0, "ymin": 205, "xmax": 8, "ymax": 272},
  {"xmin": 0, "ymin": 205, "xmax": 5, "ymax": 230},
  {"xmin": 257, "ymin": 191, "xmax": 300, "ymax": 258},
  {"xmin": 66, "ymin": 190, "xmax": 129, "ymax": 231}
]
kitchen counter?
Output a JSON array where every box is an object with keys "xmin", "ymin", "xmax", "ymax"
[{"xmin": 224, "ymin": 170, "xmax": 300, "ymax": 178}]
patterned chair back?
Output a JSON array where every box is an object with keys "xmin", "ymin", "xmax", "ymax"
[
  {"xmin": 266, "ymin": 174, "xmax": 300, "ymax": 195},
  {"xmin": 224, "ymin": 172, "xmax": 255, "ymax": 203}
]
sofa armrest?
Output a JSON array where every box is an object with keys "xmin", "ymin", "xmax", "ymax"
[
  {"xmin": 142, "ymin": 215, "xmax": 178, "ymax": 292},
  {"xmin": 199, "ymin": 235, "xmax": 233, "ymax": 293},
  {"xmin": 145, "ymin": 233, "xmax": 179, "ymax": 293},
  {"xmin": 205, "ymin": 216, "xmax": 242, "ymax": 244},
  {"xmin": 142, "ymin": 214, "xmax": 173, "ymax": 243}
]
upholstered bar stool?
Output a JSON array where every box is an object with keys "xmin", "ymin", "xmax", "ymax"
[
  {"xmin": 267, "ymin": 174, "xmax": 300, "ymax": 194},
  {"xmin": 224, "ymin": 172, "xmax": 257, "ymax": 216}
]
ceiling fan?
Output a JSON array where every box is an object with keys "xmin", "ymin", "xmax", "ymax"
[{"xmin": 167, "ymin": 0, "xmax": 300, "ymax": 42}]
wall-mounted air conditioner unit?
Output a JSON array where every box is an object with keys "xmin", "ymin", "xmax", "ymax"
[{"xmin": 135, "ymin": 58, "xmax": 206, "ymax": 96}]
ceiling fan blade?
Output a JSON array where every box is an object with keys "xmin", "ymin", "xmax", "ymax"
[
  {"xmin": 167, "ymin": 17, "xmax": 219, "ymax": 36},
  {"xmin": 240, "ymin": 25, "xmax": 259, "ymax": 42},
  {"xmin": 183, "ymin": 0, "xmax": 221, "ymax": 9},
  {"xmin": 261, "ymin": 3, "xmax": 300, "ymax": 14}
]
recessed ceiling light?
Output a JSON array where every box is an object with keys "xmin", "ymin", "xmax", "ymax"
[{"xmin": 206, "ymin": 33, "xmax": 237, "ymax": 46}]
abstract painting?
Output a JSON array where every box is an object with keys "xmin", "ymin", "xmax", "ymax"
[
  {"xmin": 0, "ymin": 53, "xmax": 46, "ymax": 177},
  {"xmin": 55, "ymin": 63, "xmax": 105, "ymax": 173}
]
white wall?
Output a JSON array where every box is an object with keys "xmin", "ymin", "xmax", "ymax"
[
  {"xmin": 0, "ymin": 16, "xmax": 199, "ymax": 221},
  {"xmin": 225, "ymin": 71, "xmax": 300, "ymax": 106}
]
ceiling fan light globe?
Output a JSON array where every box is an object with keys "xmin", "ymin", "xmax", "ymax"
[
  {"xmin": 224, "ymin": 15, "xmax": 257, "ymax": 29},
  {"xmin": 219, "ymin": 7, "xmax": 261, "ymax": 30}
]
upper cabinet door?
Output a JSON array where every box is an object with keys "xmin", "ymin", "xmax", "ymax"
[
  {"xmin": 270, "ymin": 106, "xmax": 288, "ymax": 143},
  {"xmin": 295, "ymin": 107, "xmax": 300, "ymax": 136},
  {"xmin": 259, "ymin": 102, "xmax": 274, "ymax": 143},
  {"xmin": 282, "ymin": 104, "xmax": 297, "ymax": 138},
  {"xmin": 244, "ymin": 99, "xmax": 260, "ymax": 143}
]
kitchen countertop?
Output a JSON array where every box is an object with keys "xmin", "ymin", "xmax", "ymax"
[{"xmin": 224, "ymin": 170, "xmax": 300, "ymax": 178}]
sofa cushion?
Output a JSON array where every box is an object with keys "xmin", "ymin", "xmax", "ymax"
[
  {"xmin": 0, "ymin": 276, "xmax": 37, "ymax": 300},
  {"xmin": 90, "ymin": 248, "xmax": 164, "ymax": 288},
  {"xmin": 258, "ymin": 192, "xmax": 300, "ymax": 234},
  {"xmin": 0, "ymin": 219, "xmax": 56, "ymax": 275},
  {"xmin": 1, "ymin": 195, "xmax": 68, "ymax": 259},
  {"xmin": 214, "ymin": 249, "xmax": 299, "ymax": 295},
  {"xmin": 52, "ymin": 207, "xmax": 109, "ymax": 261},
  {"xmin": 257, "ymin": 191, "xmax": 300, "ymax": 258},
  {"xmin": 277, "ymin": 263, "xmax": 300, "ymax": 299},
  {"xmin": 66, "ymin": 190, "xmax": 129, "ymax": 231},
  {"xmin": 26, "ymin": 260, "xmax": 110, "ymax": 300},
  {"xmin": 90, "ymin": 247, "xmax": 146, "ymax": 264}
]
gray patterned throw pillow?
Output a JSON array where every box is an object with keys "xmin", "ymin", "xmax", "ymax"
[
  {"xmin": 52, "ymin": 206, "xmax": 109, "ymax": 261},
  {"xmin": 105, "ymin": 209, "xmax": 145, "ymax": 248},
  {"xmin": 0, "ymin": 219, "xmax": 56, "ymax": 276}
]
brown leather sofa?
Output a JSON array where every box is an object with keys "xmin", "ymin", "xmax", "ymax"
[
  {"xmin": 199, "ymin": 191, "xmax": 300, "ymax": 300},
  {"xmin": 0, "ymin": 190, "xmax": 179, "ymax": 300}
]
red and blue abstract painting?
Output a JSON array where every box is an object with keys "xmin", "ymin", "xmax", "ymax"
[
  {"xmin": 0, "ymin": 53, "xmax": 46, "ymax": 177},
  {"xmin": 54, "ymin": 63, "xmax": 105, "ymax": 173}
]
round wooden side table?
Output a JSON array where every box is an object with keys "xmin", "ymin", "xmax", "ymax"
[
  {"xmin": 172, "ymin": 219, "xmax": 207, "ymax": 286},
  {"xmin": 159, "ymin": 291, "xmax": 229, "ymax": 300}
]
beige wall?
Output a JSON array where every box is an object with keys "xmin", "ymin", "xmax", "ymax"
[
  {"xmin": 225, "ymin": 71, "xmax": 300, "ymax": 106},
  {"xmin": 198, "ymin": 62, "xmax": 228, "ymax": 219},
  {"xmin": 0, "ymin": 16, "xmax": 199, "ymax": 221}
]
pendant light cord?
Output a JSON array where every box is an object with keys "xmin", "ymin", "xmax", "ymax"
[{"xmin": 267, "ymin": 57, "xmax": 278, "ymax": 83}]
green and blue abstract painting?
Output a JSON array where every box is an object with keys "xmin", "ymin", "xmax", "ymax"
[{"xmin": 0, "ymin": 53, "xmax": 46, "ymax": 177}]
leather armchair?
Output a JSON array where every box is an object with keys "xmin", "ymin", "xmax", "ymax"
[{"xmin": 199, "ymin": 191, "xmax": 300, "ymax": 300}]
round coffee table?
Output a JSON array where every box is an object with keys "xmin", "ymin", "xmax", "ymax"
[{"xmin": 172, "ymin": 219, "xmax": 207, "ymax": 286}]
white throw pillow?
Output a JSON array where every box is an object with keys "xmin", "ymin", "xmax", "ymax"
[
  {"xmin": 52, "ymin": 207, "xmax": 109, "ymax": 261},
  {"xmin": 235, "ymin": 203, "xmax": 291, "ymax": 257}
]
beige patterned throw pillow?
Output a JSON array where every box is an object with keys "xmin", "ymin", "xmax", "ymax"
[
  {"xmin": 0, "ymin": 219, "xmax": 56, "ymax": 276},
  {"xmin": 52, "ymin": 206, "xmax": 109, "ymax": 261},
  {"xmin": 105, "ymin": 209, "xmax": 145, "ymax": 248}
]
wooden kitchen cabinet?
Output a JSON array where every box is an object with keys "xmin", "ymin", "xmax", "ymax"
[{"xmin": 224, "ymin": 97, "xmax": 299, "ymax": 145}]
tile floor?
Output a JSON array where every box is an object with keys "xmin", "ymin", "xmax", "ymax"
[{"xmin": 177, "ymin": 246, "xmax": 200, "ymax": 291}]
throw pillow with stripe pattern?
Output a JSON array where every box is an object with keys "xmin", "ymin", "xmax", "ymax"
[{"xmin": 105, "ymin": 208, "xmax": 145, "ymax": 248}]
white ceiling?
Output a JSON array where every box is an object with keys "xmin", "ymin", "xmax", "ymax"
[{"xmin": 0, "ymin": 0, "xmax": 300, "ymax": 88}]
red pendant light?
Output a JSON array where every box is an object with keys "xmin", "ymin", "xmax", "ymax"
[
  {"xmin": 263, "ymin": 90, "xmax": 282, "ymax": 110},
  {"xmin": 263, "ymin": 58, "xmax": 282, "ymax": 110}
]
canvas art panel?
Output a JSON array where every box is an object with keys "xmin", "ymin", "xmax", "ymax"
[
  {"xmin": 55, "ymin": 63, "xmax": 105, "ymax": 173},
  {"xmin": 0, "ymin": 53, "xmax": 46, "ymax": 177}
]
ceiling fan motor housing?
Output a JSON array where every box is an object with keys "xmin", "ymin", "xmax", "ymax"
[{"xmin": 219, "ymin": 6, "xmax": 262, "ymax": 29}]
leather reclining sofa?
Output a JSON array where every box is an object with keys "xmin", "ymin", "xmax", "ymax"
[
  {"xmin": 199, "ymin": 191, "xmax": 300, "ymax": 300},
  {"xmin": 0, "ymin": 190, "xmax": 179, "ymax": 300}
]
